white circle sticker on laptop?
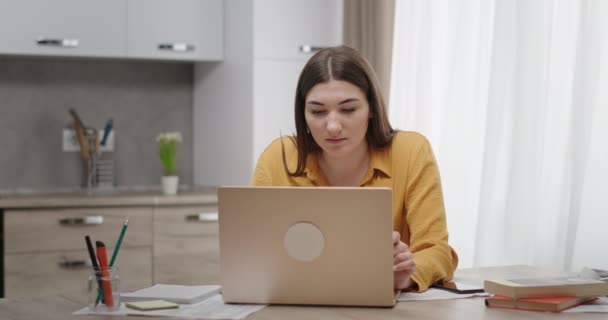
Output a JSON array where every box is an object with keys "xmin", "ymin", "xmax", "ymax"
[{"xmin": 283, "ymin": 222, "xmax": 325, "ymax": 262}]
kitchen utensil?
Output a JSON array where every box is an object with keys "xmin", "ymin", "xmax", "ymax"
[{"xmin": 69, "ymin": 109, "xmax": 89, "ymax": 160}]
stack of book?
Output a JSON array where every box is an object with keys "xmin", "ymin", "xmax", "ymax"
[{"xmin": 483, "ymin": 276, "xmax": 608, "ymax": 312}]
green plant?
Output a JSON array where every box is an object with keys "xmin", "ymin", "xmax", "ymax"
[{"xmin": 157, "ymin": 132, "xmax": 182, "ymax": 176}]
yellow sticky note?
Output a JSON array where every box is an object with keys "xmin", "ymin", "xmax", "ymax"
[{"xmin": 126, "ymin": 300, "xmax": 179, "ymax": 311}]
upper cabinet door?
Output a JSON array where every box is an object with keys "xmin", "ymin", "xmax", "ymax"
[
  {"xmin": 0, "ymin": 0, "xmax": 126, "ymax": 58},
  {"xmin": 252, "ymin": 59, "xmax": 304, "ymax": 166},
  {"xmin": 127, "ymin": 0, "xmax": 223, "ymax": 61},
  {"xmin": 254, "ymin": 0, "xmax": 343, "ymax": 60}
]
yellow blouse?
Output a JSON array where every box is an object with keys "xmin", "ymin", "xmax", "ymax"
[{"xmin": 250, "ymin": 131, "xmax": 458, "ymax": 291}]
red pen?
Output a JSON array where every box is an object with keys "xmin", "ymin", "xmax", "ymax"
[{"xmin": 95, "ymin": 241, "xmax": 114, "ymax": 308}]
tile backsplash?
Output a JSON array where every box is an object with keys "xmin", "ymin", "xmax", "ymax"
[{"xmin": 0, "ymin": 56, "xmax": 193, "ymax": 190}]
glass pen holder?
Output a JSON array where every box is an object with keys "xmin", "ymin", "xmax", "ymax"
[{"xmin": 88, "ymin": 266, "xmax": 121, "ymax": 311}]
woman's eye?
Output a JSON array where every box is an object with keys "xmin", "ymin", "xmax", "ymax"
[
  {"xmin": 310, "ymin": 110, "xmax": 326, "ymax": 115},
  {"xmin": 342, "ymin": 108, "xmax": 356, "ymax": 113}
]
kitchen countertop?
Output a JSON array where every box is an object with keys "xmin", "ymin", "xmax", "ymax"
[{"xmin": 0, "ymin": 185, "xmax": 218, "ymax": 209}]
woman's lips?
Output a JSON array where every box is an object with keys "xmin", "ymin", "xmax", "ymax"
[{"xmin": 326, "ymin": 138, "xmax": 346, "ymax": 144}]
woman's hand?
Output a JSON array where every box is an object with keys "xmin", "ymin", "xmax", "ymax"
[{"xmin": 393, "ymin": 231, "xmax": 416, "ymax": 289}]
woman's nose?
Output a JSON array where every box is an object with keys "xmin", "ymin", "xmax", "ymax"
[{"xmin": 326, "ymin": 113, "xmax": 342, "ymax": 134}]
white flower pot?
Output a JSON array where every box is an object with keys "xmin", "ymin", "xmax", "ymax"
[{"xmin": 161, "ymin": 175, "xmax": 179, "ymax": 195}]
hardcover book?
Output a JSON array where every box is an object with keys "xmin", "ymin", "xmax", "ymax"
[
  {"xmin": 485, "ymin": 295, "xmax": 597, "ymax": 312},
  {"xmin": 484, "ymin": 277, "xmax": 608, "ymax": 299}
]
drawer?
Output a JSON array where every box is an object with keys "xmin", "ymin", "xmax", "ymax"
[
  {"xmin": 154, "ymin": 205, "xmax": 218, "ymax": 238},
  {"xmin": 153, "ymin": 206, "xmax": 219, "ymax": 284},
  {"xmin": 5, "ymin": 247, "xmax": 152, "ymax": 298},
  {"xmin": 5, "ymin": 207, "xmax": 153, "ymax": 253}
]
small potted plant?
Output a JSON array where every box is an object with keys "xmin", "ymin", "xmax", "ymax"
[{"xmin": 157, "ymin": 131, "xmax": 182, "ymax": 195}]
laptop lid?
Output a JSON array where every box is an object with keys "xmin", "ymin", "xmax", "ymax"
[{"xmin": 218, "ymin": 186, "xmax": 395, "ymax": 307}]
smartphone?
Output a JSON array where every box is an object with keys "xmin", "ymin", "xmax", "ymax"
[{"xmin": 431, "ymin": 281, "xmax": 485, "ymax": 294}]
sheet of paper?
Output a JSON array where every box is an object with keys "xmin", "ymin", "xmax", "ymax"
[
  {"xmin": 398, "ymin": 288, "xmax": 489, "ymax": 301},
  {"xmin": 564, "ymin": 297, "xmax": 608, "ymax": 313},
  {"xmin": 73, "ymin": 294, "xmax": 266, "ymax": 319}
]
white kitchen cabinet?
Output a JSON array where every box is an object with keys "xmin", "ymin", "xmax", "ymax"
[
  {"xmin": 0, "ymin": 0, "xmax": 223, "ymax": 61},
  {"xmin": 194, "ymin": 0, "xmax": 343, "ymax": 186},
  {"xmin": 0, "ymin": 0, "xmax": 127, "ymax": 58},
  {"xmin": 127, "ymin": 0, "xmax": 223, "ymax": 61},
  {"xmin": 254, "ymin": 0, "xmax": 343, "ymax": 60},
  {"xmin": 252, "ymin": 59, "xmax": 303, "ymax": 160}
]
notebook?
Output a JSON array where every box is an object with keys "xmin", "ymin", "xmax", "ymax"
[
  {"xmin": 218, "ymin": 186, "xmax": 396, "ymax": 307},
  {"xmin": 125, "ymin": 300, "xmax": 179, "ymax": 311},
  {"xmin": 120, "ymin": 284, "xmax": 221, "ymax": 304}
]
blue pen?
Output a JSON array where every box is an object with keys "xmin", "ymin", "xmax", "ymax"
[{"xmin": 100, "ymin": 118, "xmax": 113, "ymax": 146}]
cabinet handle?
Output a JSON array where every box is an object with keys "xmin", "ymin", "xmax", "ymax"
[
  {"xmin": 59, "ymin": 259, "xmax": 90, "ymax": 270},
  {"xmin": 185, "ymin": 212, "xmax": 218, "ymax": 223},
  {"xmin": 299, "ymin": 45, "xmax": 329, "ymax": 54},
  {"xmin": 36, "ymin": 38, "xmax": 79, "ymax": 48},
  {"xmin": 158, "ymin": 43, "xmax": 195, "ymax": 52},
  {"xmin": 59, "ymin": 215, "xmax": 104, "ymax": 225}
]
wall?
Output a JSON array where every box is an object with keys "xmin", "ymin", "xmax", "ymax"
[
  {"xmin": 0, "ymin": 56, "xmax": 193, "ymax": 191},
  {"xmin": 193, "ymin": 0, "xmax": 253, "ymax": 187}
]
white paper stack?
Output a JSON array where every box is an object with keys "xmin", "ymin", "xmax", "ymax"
[
  {"xmin": 120, "ymin": 284, "xmax": 222, "ymax": 304},
  {"xmin": 74, "ymin": 295, "xmax": 267, "ymax": 320}
]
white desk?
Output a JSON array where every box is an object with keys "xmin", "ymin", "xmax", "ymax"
[{"xmin": 0, "ymin": 265, "xmax": 604, "ymax": 320}]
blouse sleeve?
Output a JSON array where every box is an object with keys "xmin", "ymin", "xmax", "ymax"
[
  {"xmin": 404, "ymin": 138, "xmax": 459, "ymax": 291},
  {"xmin": 250, "ymin": 154, "xmax": 273, "ymax": 186}
]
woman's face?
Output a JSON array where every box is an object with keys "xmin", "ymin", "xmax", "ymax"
[{"xmin": 304, "ymin": 80, "xmax": 370, "ymax": 158}]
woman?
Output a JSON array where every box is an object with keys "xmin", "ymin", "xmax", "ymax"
[{"xmin": 251, "ymin": 46, "xmax": 458, "ymax": 291}]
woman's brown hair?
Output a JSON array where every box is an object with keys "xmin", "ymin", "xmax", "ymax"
[{"xmin": 282, "ymin": 46, "xmax": 396, "ymax": 176}]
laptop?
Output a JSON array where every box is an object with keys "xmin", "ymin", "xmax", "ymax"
[{"xmin": 218, "ymin": 186, "xmax": 396, "ymax": 307}]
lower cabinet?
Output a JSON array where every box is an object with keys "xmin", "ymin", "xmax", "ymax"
[
  {"xmin": 153, "ymin": 205, "xmax": 220, "ymax": 285},
  {"xmin": 4, "ymin": 207, "xmax": 154, "ymax": 298},
  {"xmin": 5, "ymin": 247, "xmax": 152, "ymax": 298},
  {"xmin": 3, "ymin": 203, "xmax": 219, "ymax": 298}
]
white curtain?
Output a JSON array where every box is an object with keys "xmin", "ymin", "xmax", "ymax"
[{"xmin": 389, "ymin": 0, "xmax": 608, "ymax": 271}]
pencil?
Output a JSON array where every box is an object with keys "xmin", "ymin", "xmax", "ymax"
[
  {"xmin": 110, "ymin": 218, "xmax": 129, "ymax": 267},
  {"xmin": 84, "ymin": 235, "xmax": 100, "ymax": 270}
]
